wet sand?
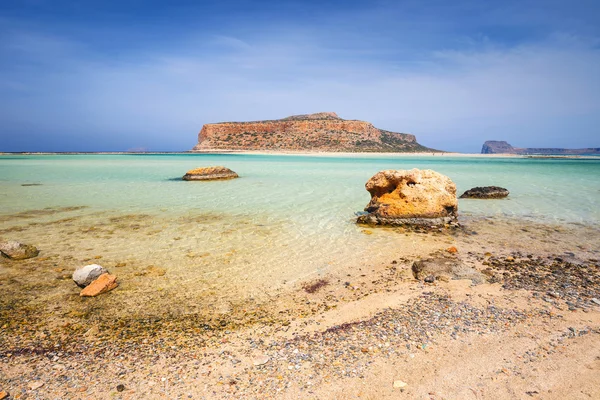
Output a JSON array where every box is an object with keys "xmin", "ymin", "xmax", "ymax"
[{"xmin": 1, "ymin": 208, "xmax": 599, "ymax": 399}]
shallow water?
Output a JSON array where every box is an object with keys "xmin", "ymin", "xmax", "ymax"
[
  {"xmin": 2, "ymin": 154, "xmax": 599, "ymax": 223},
  {"xmin": 1, "ymin": 154, "xmax": 599, "ymax": 321}
]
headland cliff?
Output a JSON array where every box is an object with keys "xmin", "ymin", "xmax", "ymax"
[
  {"xmin": 482, "ymin": 140, "xmax": 600, "ymax": 155},
  {"xmin": 191, "ymin": 112, "xmax": 436, "ymax": 152}
]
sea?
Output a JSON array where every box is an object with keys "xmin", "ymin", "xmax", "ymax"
[{"xmin": 1, "ymin": 153, "xmax": 599, "ymax": 320}]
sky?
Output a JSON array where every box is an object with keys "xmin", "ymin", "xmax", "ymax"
[{"xmin": 1, "ymin": 0, "xmax": 599, "ymax": 152}]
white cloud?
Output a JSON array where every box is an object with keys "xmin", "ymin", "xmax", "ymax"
[{"xmin": 1, "ymin": 26, "xmax": 599, "ymax": 152}]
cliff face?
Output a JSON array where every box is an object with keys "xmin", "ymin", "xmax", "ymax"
[
  {"xmin": 482, "ymin": 141, "xmax": 600, "ymax": 155},
  {"xmin": 191, "ymin": 112, "xmax": 435, "ymax": 152}
]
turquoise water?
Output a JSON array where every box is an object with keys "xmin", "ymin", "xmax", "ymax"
[
  {"xmin": 1, "ymin": 154, "xmax": 599, "ymax": 308},
  {"xmin": 1, "ymin": 154, "xmax": 599, "ymax": 224}
]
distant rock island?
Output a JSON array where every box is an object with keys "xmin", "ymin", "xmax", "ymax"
[
  {"xmin": 482, "ymin": 141, "xmax": 600, "ymax": 155},
  {"xmin": 191, "ymin": 112, "xmax": 436, "ymax": 152}
]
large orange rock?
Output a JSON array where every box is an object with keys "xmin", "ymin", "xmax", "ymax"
[
  {"xmin": 80, "ymin": 273, "xmax": 118, "ymax": 297},
  {"xmin": 357, "ymin": 169, "xmax": 458, "ymax": 226},
  {"xmin": 182, "ymin": 166, "xmax": 238, "ymax": 181}
]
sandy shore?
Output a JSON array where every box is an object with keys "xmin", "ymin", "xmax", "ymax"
[
  {"xmin": 1, "ymin": 213, "xmax": 599, "ymax": 399},
  {"xmin": 3, "ymin": 151, "xmax": 598, "ymax": 160},
  {"xmin": 1, "ymin": 151, "xmax": 516, "ymax": 157},
  {"xmin": 190, "ymin": 150, "xmax": 485, "ymax": 157}
]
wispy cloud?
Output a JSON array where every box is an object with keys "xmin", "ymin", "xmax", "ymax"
[{"xmin": 1, "ymin": 1, "xmax": 599, "ymax": 151}]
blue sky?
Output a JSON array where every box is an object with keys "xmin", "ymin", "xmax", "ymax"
[{"xmin": 1, "ymin": 0, "xmax": 599, "ymax": 152}]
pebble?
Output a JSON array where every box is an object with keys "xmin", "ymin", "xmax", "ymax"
[
  {"xmin": 117, "ymin": 384, "xmax": 125, "ymax": 392},
  {"xmin": 72, "ymin": 264, "xmax": 107, "ymax": 288},
  {"xmin": 591, "ymin": 298, "xmax": 600, "ymax": 306},
  {"xmin": 0, "ymin": 390, "xmax": 8, "ymax": 400},
  {"xmin": 80, "ymin": 273, "xmax": 118, "ymax": 297},
  {"xmin": 393, "ymin": 380, "xmax": 408, "ymax": 389},
  {"xmin": 253, "ymin": 355, "xmax": 270, "ymax": 366},
  {"xmin": 28, "ymin": 381, "xmax": 44, "ymax": 390}
]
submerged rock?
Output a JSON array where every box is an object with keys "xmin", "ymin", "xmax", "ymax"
[
  {"xmin": 0, "ymin": 240, "xmax": 39, "ymax": 260},
  {"xmin": 73, "ymin": 264, "xmax": 107, "ymax": 288},
  {"xmin": 80, "ymin": 273, "xmax": 118, "ymax": 297},
  {"xmin": 357, "ymin": 169, "xmax": 458, "ymax": 226},
  {"xmin": 182, "ymin": 166, "xmax": 238, "ymax": 181},
  {"xmin": 459, "ymin": 186, "xmax": 509, "ymax": 199},
  {"xmin": 412, "ymin": 258, "xmax": 487, "ymax": 285},
  {"xmin": 134, "ymin": 265, "xmax": 166, "ymax": 277}
]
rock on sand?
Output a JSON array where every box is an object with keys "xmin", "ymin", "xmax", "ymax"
[
  {"xmin": 0, "ymin": 240, "xmax": 39, "ymax": 260},
  {"xmin": 80, "ymin": 273, "xmax": 118, "ymax": 297},
  {"xmin": 73, "ymin": 264, "xmax": 108, "ymax": 288}
]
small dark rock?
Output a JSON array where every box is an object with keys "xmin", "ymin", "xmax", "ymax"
[
  {"xmin": 459, "ymin": 186, "xmax": 509, "ymax": 199},
  {"xmin": 424, "ymin": 275, "xmax": 436, "ymax": 283},
  {"xmin": 117, "ymin": 384, "xmax": 125, "ymax": 392}
]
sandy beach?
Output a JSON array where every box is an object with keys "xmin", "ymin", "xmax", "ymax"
[
  {"xmin": 0, "ymin": 150, "xmax": 520, "ymax": 158},
  {"xmin": 1, "ymin": 212, "xmax": 599, "ymax": 399}
]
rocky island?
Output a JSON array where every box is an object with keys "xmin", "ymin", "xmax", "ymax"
[
  {"xmin": 482, "ymin": 140, "xmax": 600, "ymax": 155},
  {"xmin": 191, "ymin": 112, "xmax": 436, "ymax": 152}
]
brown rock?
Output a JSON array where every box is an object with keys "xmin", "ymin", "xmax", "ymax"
[
  {"xmin": 412, "ymin": 258, "xmax": 487, "ymax": 285},
  {"xmin": 0, "ymin": 390, "xmax": 9, "ymax": 400},
  {"xmin": 0, "ymin": 240, "xmax": 39, "ymax": 260},
  {"xmin": 447, "ymin": 246, "xmax": 458, "ymax": 253},
  {"xmin": 182, "ymin": 166, "xmax": 238, "ymax": 181},
  {"xmin": 28, "ymin": 381, "xmax": 44, "ymax": 390},
  {"xmin": 191, "ymin": 112, "xmax": 434, "ymax": 153},
  {"xmin": 80, "ymin": 273, "xmax": 118, "ymax": 297},
  {"xmin": 357, "ymin": 169, "xmax": 458, "ymax": 226}
]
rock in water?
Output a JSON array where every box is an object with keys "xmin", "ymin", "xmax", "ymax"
[
  {"xmin": 357, "ymin": 169, "xmax": 458, "ymax": 226},
  {"xmin": 0, "ymin": 240, "xmax": 39, "ymax": 260},
  {"xmin": 73, "ymin": 264, "xmax": 108, "ymax": 288},
  {"xmin": 182, "ymin": 166, "xmax": 239, "ymax": 181},
  {"xmin": 459, "ymin": 186, "xmax": 509, "ymax": 199},
  {"xmin": 80, "ymin": 273, "xmax": 118, "ymax": 297},
  {"xmin": 412, "ymin": 258, "xmax": 487, "ymax": 285}
]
